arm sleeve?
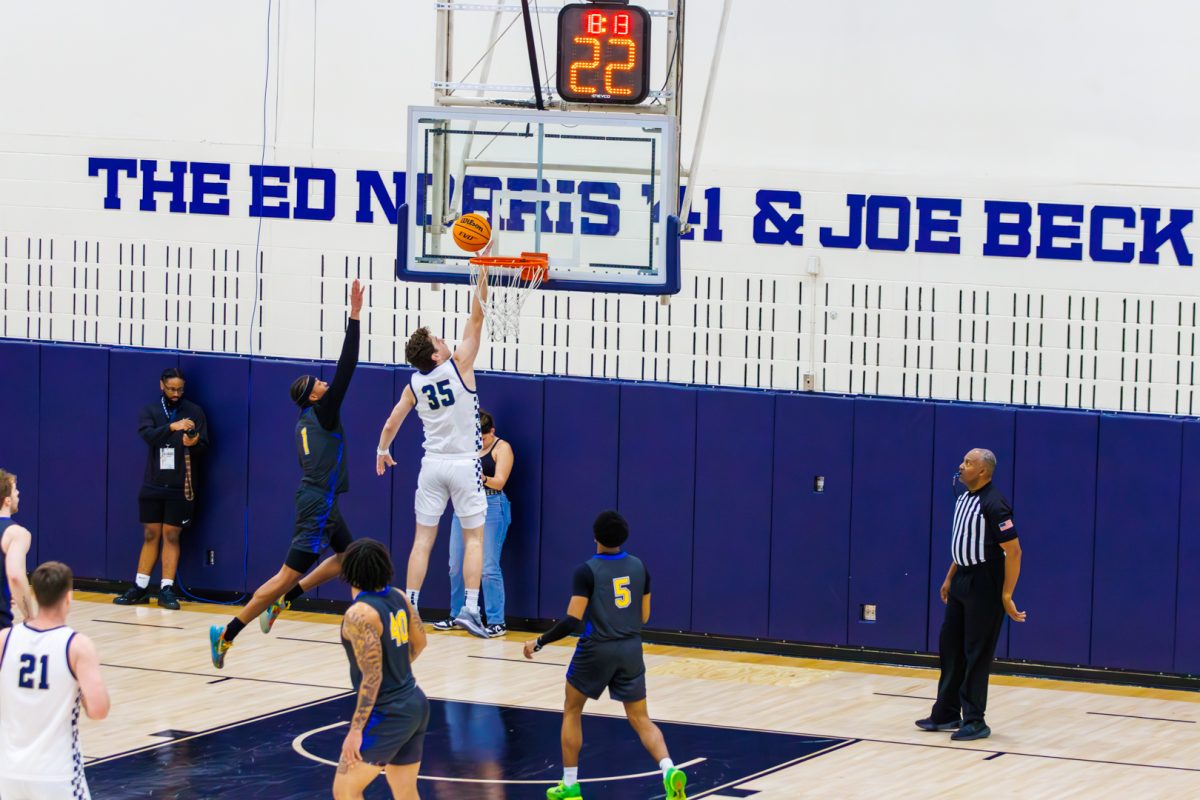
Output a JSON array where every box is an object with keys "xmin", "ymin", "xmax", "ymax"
[
  {"xmin": 315, "ymin": 318, "xmax": 360, "ymax": 430},
  {"xmin": 986, "ymin": 494, "xmax": 1018, "ymax": 543},
  {"xmin": 571, "ymin": 563, "xmax": 595, "ymax": 598},
  {"xmin": 137, "ymin": 404, "xmax": 174, "ymax": 446},
  {"xmin": 537, "ymin": 614, "xmax": 582, "ymax": 647}
]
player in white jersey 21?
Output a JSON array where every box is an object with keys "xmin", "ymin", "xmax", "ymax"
[
  {"xmin": 376, "ymin": 268, "xmax": 490, "ymax": 638},
  {"xmin": 0, "ymin": 561, "xmax": 110, "ymax": 800}
]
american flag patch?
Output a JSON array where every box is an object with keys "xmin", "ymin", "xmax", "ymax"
[{"xmin": 999, "ymin": 519, "xmax": 1014, "ymax": 531}]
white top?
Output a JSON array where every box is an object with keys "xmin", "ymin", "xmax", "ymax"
[
  {"xmin": 410, "ymin": 360, "xmax": 481, "ymax": 458},
  {"xmin": 0, "ymin": 623, "xmax": 84, "ymax": 782}
]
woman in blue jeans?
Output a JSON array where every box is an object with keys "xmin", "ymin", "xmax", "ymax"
[{"xmin": 434, "ymin": 410, "xmax": 513, "ymax": 637}]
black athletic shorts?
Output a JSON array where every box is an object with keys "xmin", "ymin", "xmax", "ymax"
[
  {"xmin": 360, "ymin": 690, "xmax": 431, "ymax": 766},
  {"xmin": 138, "ymin": 485, "xmax": 194, "ymax": 528},
  {"xmin": 284, "ymin": 486, "xmax": 353, "ymax": 572},
  {"xmin": 566, "ymin": 637, "xmax": 647, "ymax": 702}
]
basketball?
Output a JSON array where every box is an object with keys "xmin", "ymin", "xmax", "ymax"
[{"xmin": 452, "ymin": 213, "xmax": 491, "ymax": 252}]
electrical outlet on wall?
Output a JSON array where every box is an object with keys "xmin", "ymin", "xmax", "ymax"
[
  {"xmin": 207, "ymin": 549, "xmax": 215, "ymax": 566},
  {"xmin": 861, "ymin": 604, "xmax": 877, "ymax": 622}
]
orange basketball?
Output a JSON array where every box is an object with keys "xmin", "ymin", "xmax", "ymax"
[{"xmin": 452, "ymin": 213, "xmax": 491, "ymax": 252}]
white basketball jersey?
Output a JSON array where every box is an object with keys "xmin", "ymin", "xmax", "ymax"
[
  {"xmin": 411, "ymin": 360, "xmax": 481, "ymax": 457},
  {"xmin": 0, "ymin": 624, "xmax": 85, "ymax": 784}
]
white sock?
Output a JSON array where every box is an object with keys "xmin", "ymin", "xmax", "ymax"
[
  {"xmin": 563, "ymin": 767, "xmax": 578, "ymax": 786},
  {"xmin": 659, "ymin": 758, "xmax": 674, "ymax": 775},
  {"xmin": 135, "ymin": 573, "xmax": 151, "ymax": 589},
  {"xmin": 160, "ymin": 579, "xmax": 174, "ymax": 589},
  {"xmin": 465, "ymin": 588, "xmax": 480, "ymax": 614},
  {"xmin": 407, "ymin": 589, "xmax": 420, "ymax": 609}
]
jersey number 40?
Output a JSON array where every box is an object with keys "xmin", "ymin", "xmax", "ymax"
[{"xmin": 389, "ymin": 611, "xmax": 410, "ymax": 646}]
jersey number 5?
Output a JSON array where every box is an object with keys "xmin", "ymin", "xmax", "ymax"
[
  {"xmin": 421, "ymin": 380, "xmax": 456, "ymax": 410},
  {"xmin": 389, "ymin": 611, "xmax": 410, "ymax": 646},
  {"xmin": 613, "ymin": 576, "xmax": 632, "ymax": 608},
  {"xmin": 17, "ymin": 654, "xmax": 49, "ymax": 690}
]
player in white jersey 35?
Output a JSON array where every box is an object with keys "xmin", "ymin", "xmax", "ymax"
[
  {"xmin": 376, "ymin": 269, "xmax": 490, "ymax": 639},
  {"xmin": 0, "ymin": 561, "xmax": 110, "ymax": 800}
]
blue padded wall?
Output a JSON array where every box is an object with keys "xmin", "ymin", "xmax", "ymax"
[
  {"xmin": 245, "ymin": 359, "xmax": 314, "ymax": 586},
  {"xmin": 475, "ymin": 373, "xmax": 544, "ymax": 620},
  {"xmin": 539, "ymin": 378, "xmax": 619, "ymax": 618},
  {"xmin": 0, "ymin": 341, "xmax": 41, "ymax": 553},
  {"xmin": 38, "ymin": 345, "xmax": 109, "ymax": 576},
  {"xmin": 105, "ymin": 349, "xmax": 179, "ymax": 581},
  {"xmin": 769, "ymin": 394, "xmax": 854, "ymax": 645},
  {"xmin": 848, "ymin": 398, "xmax": 934, "ymax": 650},
  {"xmin": 1091, "ymin": 415, "xmax": 1182, "ymax": 672},
  {"xmin": 927, "ymin": 403, "xmax": 1015, "ymax": 656},
  {"xmin": 1008, "ymin": 410, "xmax": 1097, "ymax": 665},
  {"xmin": 1176, "ymin": 420, "xmax": 1200, "ymax": 675},
  {"xmin": 692, "ymin": 389, "xmax": 774, "ymax": 637},
  {"xmin": 618, "ymin": 383, "xmax": 696, "ymax": 632},
  {"xmin": 312, "ymin": 363, "xmax": 396, "ymax": 601},
  {"xmin": 178, "ymin": 353, "xmax": 251, "ymax": 592}
]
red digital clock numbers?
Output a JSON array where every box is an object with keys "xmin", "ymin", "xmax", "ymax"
[{"xmin": 556, "ymin": 3, "xmax": 651, "ymax": 105}]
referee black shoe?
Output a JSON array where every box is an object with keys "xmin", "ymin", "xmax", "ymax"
[
  {"xmin": 950, "ymin": 721, "xmax": 991, "ymax": 741},
  {"xmin": 113, "ymin": 585, "xmax": 151, "ymax": 605},
  {"xmin": 915, "ymin": 716, "xmax": 962, "ymax": 732}
]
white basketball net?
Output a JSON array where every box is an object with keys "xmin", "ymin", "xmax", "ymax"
[{"xmin": 469, "ymin": 260, "xmax": 546, "ymax": 342}]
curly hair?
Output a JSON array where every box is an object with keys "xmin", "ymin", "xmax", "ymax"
[
  {"xmin": 405, "ymin": 327, "xmax": 437, "ymax": 373},
  {"xmin": 340, "ymin": 539, "xmax": 394, "ymax": 592}
]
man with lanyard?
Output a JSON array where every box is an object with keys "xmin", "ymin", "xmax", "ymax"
[
  {"xmin": 210, "ymin": 279, "xmax": 364, "ymax": 668},
  {"xmin": 114, "ymin": 367, "xmax": 207, "ymax": 610},
  {"xmin": 0, "ymin": 470, "xmax": 33, "ymax": 628}
]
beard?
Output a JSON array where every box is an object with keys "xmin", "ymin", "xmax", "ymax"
[{"xmin": 163, "ymin": 394, "xmax": 182, "ymax": 409}]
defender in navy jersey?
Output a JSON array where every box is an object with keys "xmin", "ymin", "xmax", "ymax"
[
  {"xmin": 210, "ymin": 280, "xmax": 365, "ymax": 668},
  {"xmin": 375, "ymin": 267, "xmax": 491, "ymax": 638},
  {"xmin": 0, "ymin": 470, "xmax": 34, "ymax": 628},
  {"xmin": 524, "ymin": 511, "xmax": 687, "ymax": 800},
  {"xmin": 917, "ymin": 448, "xmax": 1026, "ymax": 742},
  {"xmin": 334, "ymin": 539, "xmax": 430, "ymax": 800}
]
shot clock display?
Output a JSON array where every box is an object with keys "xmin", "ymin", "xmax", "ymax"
[{"xmin": 556, "ymin": 2, "xmax": 651, "ymax": 104}]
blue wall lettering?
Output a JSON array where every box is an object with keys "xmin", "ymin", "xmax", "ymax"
[
  {"xmin": 87, "ymin": 157, "xmax": 138, "ymax": 210},
  {"xmin": 248, "ymin": 164, "xmax": 291, "ymax": 219},
  {"xmin": 1088, "ymin": 205, "xmax": 1136, "ymax": 263},
  {"xmin": 865, "ymin": 195, "xmax": 910, "ymax": 252},
  {"xmin": 503, "ymin": 178, "xmax": 555, "ymax": 233},
  {"xmin": 1035, "ymin": 203, "xmax": 1085, "ymax": 261},
  {"xmin": 753, "ymin": 189, "xmax": 804, "ymax": 245},
  {"xmin": 982, "ymin": 200, "xmax": 1033, "ymax": 258},
  {"xmin": 579, "ymin": 181, "xmax": 620, "ymax": 236},
  {"xmin": 138, "ymin": 160, "xmax": 188, "ymax": 213},
  {"xmin": 188, "ymin": 162, "xmax": 230, "ymax": 216},
  {"xmin": 819, "ymin": 194, "xmax": 865, "ymax": 249},
  {"xmin": 355, "ymin": 170, "xmax": 405, "ymax": 224},
  {"xmin": 1140, "ymin": 208, "xmax": 1194, "ymax": 266},
  {"xmin": 914, "ymin": 197, "xmax": 962, "ymax": 254},
  {"xmin": 294, "ymin": 167, "xmax": 336, "ymax": 222}
]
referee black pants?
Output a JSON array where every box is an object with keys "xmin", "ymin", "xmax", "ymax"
[{"xmin": 931, "ymin": 563, "xmax": 1006, "ymax": 725}]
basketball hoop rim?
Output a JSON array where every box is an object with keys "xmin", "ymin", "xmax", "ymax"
[{"xmin": 469, "ymin": 253, "xmax": 549, "ymax": 284}]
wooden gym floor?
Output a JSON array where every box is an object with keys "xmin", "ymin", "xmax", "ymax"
[{"xmin": 64, "ymin": 592, "xmax": 1199, "ymax": 798}]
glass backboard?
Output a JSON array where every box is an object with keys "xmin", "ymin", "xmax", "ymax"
[{"xmin": 397, "ymin": 106, "xmax": 680, "ymax": 295}]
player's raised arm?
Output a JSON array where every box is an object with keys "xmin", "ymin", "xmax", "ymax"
[
  {"xmin": 69, "ymin": 634, "xmax": 111, "ymax": 721},
  {"xmin": 3, "ymin": 525, "xmax": 33, "ymax": 620},
  {"xmin": 316, "ymin": 279, "xmax": 365, "ymax": 431},
  {"xmin": 376, "ymin": 385, "xmax": 417, "ymax": 475},
  {"xmin": 453, "ymin": 263, "xmax": 488, "ymax": 371},
  {"xmin": 340, "ymin": 602, "xmax": 384, "ymax": 769}
]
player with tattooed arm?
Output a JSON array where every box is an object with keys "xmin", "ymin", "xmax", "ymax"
[{"xmin": 333, "ymin": 539, "xmax": 429, "ymax": 800}]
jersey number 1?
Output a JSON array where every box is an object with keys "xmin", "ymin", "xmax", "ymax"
[
  {"xmin": 613, "ymin": 576, "xmax": 632, "ymax": 608},
  {"xmin": 17, "ymin": 654, "xmax": 49, "ymax": 690},
  {"xmin": 389, "ymin": 611, "xmax": 410, "ymax": 646}
]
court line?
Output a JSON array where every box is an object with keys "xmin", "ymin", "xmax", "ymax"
[
  {"xmin": 100, "ymin": 661, "xmax": 351, "ymax": 691},
  {"xmin": 873, "ymin": 692, "xmax": 935, "ymax": 700},
  {"xmin": 1087, "ymin": 711, "xmax": 1195, "ymax": 724},
  {"xmin": 468, "ymin": 654, "xmax": 567, "ymax": 667},
  {"xmin": 291, "ymin": 721, "xmax": 706, "ymax": 784},
  {"xmin": 87, "ymin": 692, "xmax": 354, "ymax": 766},
  {"xmin": 277, "ymin": 636, "xmax": 341, "ymax": 645},
  {"xmin": 91, "ymin": 618, "xmax": 185, "ymax": 630},
  {"xmin": 983, "ymin": 752, "xmax": 1005, "ymax": 761},
  {"xmin": 689, "ymin": 740, "xmax": 860, "ymax": 799}
]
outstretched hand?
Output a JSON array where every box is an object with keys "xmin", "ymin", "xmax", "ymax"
[
  {"xmin": 349, "ymin": 279, "xmax": 365, "ymax": 320},
  {"xmin": 375, "ymin": 452, "xmax": 396, "ymax": 476}
]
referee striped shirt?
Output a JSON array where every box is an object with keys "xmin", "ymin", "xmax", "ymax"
[{"xmin": 951, "ymin": 481, "xmax": 1017, "ymax": 566}]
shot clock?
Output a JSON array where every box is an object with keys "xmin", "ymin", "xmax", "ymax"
[{"xmin": 556, "ymin": 2, "xmax": 651, "ymax": 104}]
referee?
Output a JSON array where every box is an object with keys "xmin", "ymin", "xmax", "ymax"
[{"xmin": 917, "ymin": 448, "xmax": 1025, "ymax": 741}]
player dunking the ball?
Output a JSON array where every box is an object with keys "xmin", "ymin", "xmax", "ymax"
[
  {"xmin": 524, "ymin": 511, "xmax": 687, "ymax": 800},
  {"xmin": 210, "ymin": 279, "xmax": 365, "ymax": 668},
  {"xmin": 375, "ymin": 267, "xmax": 490, "ymax": 638}
]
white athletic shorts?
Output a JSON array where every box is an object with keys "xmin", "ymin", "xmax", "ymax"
[
  {"xmin": 0, "ymin": 777, "xmax": 90, "ymax": 800},
  {"xmin": 414, "ymin": 456, "xmax": 487, "ymax": 529}
]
